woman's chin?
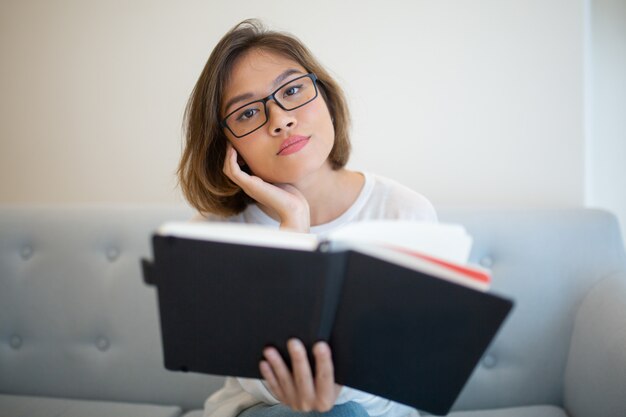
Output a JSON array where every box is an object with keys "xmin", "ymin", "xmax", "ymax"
[{"xmin": 253, "ymin": 160, "xmax": 330, "ymax": 185}]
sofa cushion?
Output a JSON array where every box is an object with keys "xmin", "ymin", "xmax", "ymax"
[
  {"xmin": 446, "ymin": 404, "xmax": 567, "ymax": 417},
  {"xmin": 0, "ymin": 394, "xmax": 182, "ymax": 417}
]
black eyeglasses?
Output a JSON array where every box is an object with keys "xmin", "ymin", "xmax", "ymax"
[{"xmin": 221, "ymin": 73, "xmax": 319, "ymax": 138}]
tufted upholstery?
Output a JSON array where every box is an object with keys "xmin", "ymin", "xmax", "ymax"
[
  {"xmin": 0, "ymin": 205, "xmax": 220, "ymax": 415},
  {"xmin": 439, "ymin": 209, "xmax": 626, "ymax": 417},
  {"xmin": 1, "ymin": 205, "xmax": 625, "ymax": 417}
]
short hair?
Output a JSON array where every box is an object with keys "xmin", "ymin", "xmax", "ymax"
[{"xmin": 177, "ymin": 19, "xmax": 352, "ymax": 217}]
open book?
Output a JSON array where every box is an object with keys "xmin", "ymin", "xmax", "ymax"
[{"xmin": 142, "ymin": 221, "xmax": 513, "ymax": 416}]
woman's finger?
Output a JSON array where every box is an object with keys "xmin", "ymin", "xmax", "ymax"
[
  {"xmin": 259, "ymin": 360, "xmax": 285, "ymax": 401},
  {"xmin": 223, "ymin": 145, "xmax": 269, "ymax": 196},
  {"xmin": 313, "ymin": 341, "xmax": 336, "ymax": 411},
  {"xmin": 263, "ymin": 347, "xmax": 298, "ymax": 407},
  {"xmin": 223, "ymin": 144, "xmax": 245, "ymax": 185},
  {"xmin": 287, "ymin": 339, "xmax": 315, "ymax": 410},
  {"xmin": 222, "ymin": 144, "xmax": 234, "ymax": 177}
]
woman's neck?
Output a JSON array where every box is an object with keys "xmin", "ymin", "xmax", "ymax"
[
  {"xmin": 297, "ymin": 167, "xmax": 365, "ymax": 227},
  {"xmin": 258, "ymin": 165, "xmax": 365, "ymax": 228}
]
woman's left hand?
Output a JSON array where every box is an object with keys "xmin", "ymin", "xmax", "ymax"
[{"xmin": 260, "ymin": 339, "xmax": 342, "ymax": 412}]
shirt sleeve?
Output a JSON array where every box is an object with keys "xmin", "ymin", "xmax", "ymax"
[
  {"xmin": 203, "ymin": 377, "xmax": 262, "ymax": 417},
  {"xmin": 382, "ymin": 182, "xmax": 438, "ymax": 223}
]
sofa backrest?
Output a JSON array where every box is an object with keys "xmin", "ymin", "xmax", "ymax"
[
  {"xmin": 1, "ymin": 206, "xmax": 624, "ymax": 412},
  {"xmin": 0, "ymin": 205, "xmax": 220, "ymax": 411},
  {"xmin": 438, "ymin": 208, "xmax": 626, "ymax": 411}
]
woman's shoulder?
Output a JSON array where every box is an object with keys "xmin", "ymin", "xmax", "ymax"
[
  {"xmin": 362, "ymin": 173, "xmax": 438, "ymax": 223},
  {"xmin": 191, "ymin": 211, "xmax": 229, "ymax": 222},
  {"xmin": 190, "ymin": 204, "xmax": 277, "ymax": 227}
]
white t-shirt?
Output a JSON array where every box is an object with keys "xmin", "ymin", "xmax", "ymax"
[{"xmin": 198, "ymin": 172, "xmax": 437, "ymax": 417}]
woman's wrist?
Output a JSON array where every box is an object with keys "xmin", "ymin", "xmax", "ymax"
[
  {"xmin": 278, "ymin": 204, "xmax": 310, "ymax": 233},
  {"xmin": 279, "ymin": 215, "xmax": 310, "ymax": 233}
]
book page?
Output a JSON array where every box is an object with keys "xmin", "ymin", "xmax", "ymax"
[
  {"xmin": 157, "ymin": 222, "xmax": 320, "ymax": 251},
  {"xmin": 325, "ymin": 221, "xmax": 472, "ymax": 264}
]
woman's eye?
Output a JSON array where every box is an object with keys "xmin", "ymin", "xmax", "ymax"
[
  {"xmin": 236, "ymin": 108, "xmax": 259, "ymax": 122},
  {"xmin": 284, "ymin": 84, "xmax": 303, "ymax": 97}
]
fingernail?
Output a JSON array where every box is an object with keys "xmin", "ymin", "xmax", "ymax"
[
  {"xmin": 314, "ymin": 341, "xmax": 329, "ymax": 354},
  {"xmin": 266, "ymin": 346, "xmax": 284, "ymax": 360},
  {"xmin": 288, "ymin": 338, "xmax": 304, "ymax": 350}
]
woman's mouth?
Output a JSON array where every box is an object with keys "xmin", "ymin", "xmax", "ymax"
[{"xmin": 277, "ymin": 135, "xmax": 310, "ymax": 156}]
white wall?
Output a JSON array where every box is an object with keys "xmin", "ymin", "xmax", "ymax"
[
  {"xmin": 0, "ymin": 1, "xmax": 588, "ymax": 210},
  {"xmin": 587, "ymin": 0, "xmax": 626, "ymax": 241}
]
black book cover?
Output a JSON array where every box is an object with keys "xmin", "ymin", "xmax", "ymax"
[
  {"xmin": 149, "ymin": 235, "xmax": 347, "ymax": 376},
  {"xmin": 330, "ymin": 251, "xmax": 513, "ymax": 414}
]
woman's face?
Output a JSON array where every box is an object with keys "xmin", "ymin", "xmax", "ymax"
[{"xmin": 220, "ymin": 49, "xmax": 335, "ymax": 185}]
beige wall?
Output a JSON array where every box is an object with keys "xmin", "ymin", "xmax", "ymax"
[{"xmin": 0, "ymin": 0, "xmax": 587, "ymax": 209}]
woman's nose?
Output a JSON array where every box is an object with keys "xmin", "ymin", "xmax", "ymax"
[{"xmin": 267, "ymin": 102, "xmax": 297, "ymax": 134}]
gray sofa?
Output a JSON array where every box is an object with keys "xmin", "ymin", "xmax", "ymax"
[{"xmin": 1, "ymin": 205, "xmax": 625, "ymax": 417}]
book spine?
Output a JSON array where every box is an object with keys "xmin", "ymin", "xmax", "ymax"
[{"xmin": 313, "ymin": 244, "xmax": 348, "ymax": 342}]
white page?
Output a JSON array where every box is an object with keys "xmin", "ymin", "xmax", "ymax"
[
  {"xmin": 157, "ymin": 222, "xmax": 319, "ymax": 251},
  {"xmin": 157, "ymin": 220, "xmax": 473, "ymax": 264},
  {"xmin": 325, "ymin": 221, "xmax": 472, "ymax": 264}
]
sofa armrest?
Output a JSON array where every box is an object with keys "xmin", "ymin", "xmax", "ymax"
[{"xmin": 564, "ymin": 270, "xmax": 626, "ymax": 417}]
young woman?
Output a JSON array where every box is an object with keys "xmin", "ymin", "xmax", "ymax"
[{"xmin": 178, "ymin": 19, "xmax": 436, "ymax": 417}]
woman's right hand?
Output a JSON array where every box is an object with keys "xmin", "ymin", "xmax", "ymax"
[
  {"xmin": 260, "ymin": 339, "xmax": 342, "ymax": 412},
  {"xmin": 223, "ymin": 143, "xmax": 310, "ymax": 232}
]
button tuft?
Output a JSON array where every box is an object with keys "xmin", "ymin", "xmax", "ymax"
[
  {"xmin": 96, "ymin": 336, "xmax": 110, "ymax": 351},
  {"xmin": 20, "ymin": 245, "xmax": 33, "ymax": 260},
  {"xmin": 480, "ymin": 255, "xmax": 494, "ymax": 268},
  {"xmin": 10, "ymin": 335, "xmax": 22, "ymax": 349},
  {"xmin": 482, "ymin": 354, "xmax": 497, "ymax": 368},
  {"xmin": 106, "ymin": 247, "xmax": 120, "ymax": 262}
]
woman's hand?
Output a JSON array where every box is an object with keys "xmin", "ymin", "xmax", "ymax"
[
  {"xmin": 260, "ymin": 339, "xmax": 342, "ymax": 412},
  {"xmin": 223, "ymin": 144, "xmax": 310, "ymax": 232}
]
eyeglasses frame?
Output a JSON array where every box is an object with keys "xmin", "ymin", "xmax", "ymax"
[{"xmin": 220, "ymin": 73, "xmax": 319, "ymax": 139}]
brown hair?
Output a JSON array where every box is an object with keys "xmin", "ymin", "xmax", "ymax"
[{"xmin": 177, "ymin": 19, "xmax": 352, "ymax": 217}]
